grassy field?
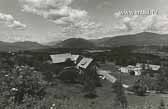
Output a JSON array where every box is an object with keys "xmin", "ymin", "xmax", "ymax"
[
  {"xmin": 43, "ymin": 80, "xmax": 117, "ymax": 109},
  {"xmin": 127, "ymin": 94, "xmax": 168, "ymax": 109},
  {"xmin": 42, "ymin": 80, "xmax": 167, "ymax": 109}
]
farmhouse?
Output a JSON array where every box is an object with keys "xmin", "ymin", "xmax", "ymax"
[
  {"xmin": 49, "ymin": 53, "xmax": 101, "ymax": 84},
  {"xmin": 50, "ymin": 53, "xmax": 98, "ymax": 73},
  {"xmin": 50, "ymin": 53, "xmax": 119, "ymax": 86}
]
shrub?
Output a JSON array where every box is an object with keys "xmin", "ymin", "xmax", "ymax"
[{"xmin": 0, "ymin": 65, "xmax": 47, "ymax": 108}]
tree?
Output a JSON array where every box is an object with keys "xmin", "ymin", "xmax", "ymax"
[
  {"xmin": 58, "ymin": 67, "xmax": 79, "ymax": 83},
  {"xmin": 112, "ymin": 81, "xmax": 128, "ymax": 109},
  {"xmin": 83, "ymin": 64, "xmax": 99, "ymax": 98},
  {"xmin": 158, "ymin": 99, "xmax": 165, "ymax": 109},
  {"xmin": 83, "ymin": 79, "xmax": 97, "ymax": 98},
  {"xmin": 155, "ymin": 66, "xmax": 168, "ymax": 92},
  {"xmin": 132, "ymin": 78, "xmax": 147, "ymax": 96},
  {"xmin": 155, "ymin": 73, "xmax": 168, "ymax": 92}
]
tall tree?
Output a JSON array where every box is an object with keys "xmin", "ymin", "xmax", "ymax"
[
  {"xmin": 112, "ymin": 81, "xmax": 128, "ymax": 109},
  {"xmin": 133, "ymin": 77, "xmax": 147, "ymax": 96}
]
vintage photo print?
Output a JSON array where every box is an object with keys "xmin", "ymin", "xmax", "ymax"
[{"xmin": 0, "ymin": 0, "xmax": 168, "ymax": 109}]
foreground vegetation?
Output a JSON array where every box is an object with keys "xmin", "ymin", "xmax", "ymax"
[{"xmin": 0, "ymin": 46, "xmax": 168, "ymax": 109}]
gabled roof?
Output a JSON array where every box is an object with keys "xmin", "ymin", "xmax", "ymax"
[
  {"xmin": 50, "ymin": 53, "xmax": 72, "ymax": 64},
  {"xmin": 77, "ymin": 57, "xmax": 93, "ymax": 69},
  {"xmin": 72, "ymin": 55, "xmax": 79, "ymax": 63}
]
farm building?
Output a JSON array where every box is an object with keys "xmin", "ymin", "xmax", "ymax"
[
  {"xmin": 50, "ymin": 53, "xmax": 74, "ymax": 64},
  {"xmin": 119, "ymin": 63, "xmax": 161, "ymax": 76},
  {"xmin": 119, "ymin": 65, "xmax": 142, "ymax": 76},
  {"xmin": 50, "ymin": 53, "xmax": 100, "ymax": 81},
  {"xmin": 136, "ymin": 63, "xmax": 160, "ymax": 71},
  {"xmin": 50, "ymin": 53, "xmax": 96, "ymax": 69},
  {"xmin": 49, "ymin": 53, "xmax": 81, "ymax": 66}
]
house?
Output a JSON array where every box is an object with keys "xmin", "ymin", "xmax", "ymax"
[
  {"xmin": 120, "ymin": 67, "xmax": 129, "ymax": 73},
  {"xmin": 136, "ymin": 63, "xmax": 160, "ymax": 71},
  {"xmin": 50, "ymin": 53, "xmax": 98, "ymax": 69},
  {"xmin": 119, "ymin": 63, "xmax": 161, "ymax": 76},
  {"xmin": 148, "ymin": 65, "xmax": 160, "ymax": 71},
  {"xmin": 119, "ymin": 65, "xmax": 142, "ymax": 76},
  {"xmin": 50, "ymin": 53, "xmax": 99, "ymax": 74}
]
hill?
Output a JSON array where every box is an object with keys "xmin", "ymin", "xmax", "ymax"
[
  {"xmin": 55, "ymin": 38, "xmax": 96, "ymax": 48},
  {"xmin": 94, "ymin": 32, "xmax": 168, "ymax": 47},
  {"xmin": 0, "ymin": 41, "xmax": 48, "ymax": 52}
]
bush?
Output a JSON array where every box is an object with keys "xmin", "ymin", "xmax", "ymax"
[
  {"xmin": 112, "ymin": 81, "xmax": 128, "ymax": 109},
  {"xmin": 58, "ymin": 67, "xmax": 80, "ymax": 83},
  {"xmin": 0, "ymin": 65, "xmax": 47, "ymax": 108},
  {"xmin": 132, "ymin": 79, "xmax": 147, "ymax": 96}
]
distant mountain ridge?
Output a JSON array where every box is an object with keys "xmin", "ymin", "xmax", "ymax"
[
  {"xmin": 55, "ymin": 38, "xmax": 96, "ymax": 48},
  {"xmin": 0, "ymin": 41, "xmax": 47, "ymax": 52},
  {"xmin": 1, "ymin": 32, "xmax": 168, "ymax": 51},
  {"xmin": 53, "ymin": 32, "xmax": 168, "ymax": 48},
  {"xmin": 94, "ymin": 32, "xmax": 168, "ymax": 47}
]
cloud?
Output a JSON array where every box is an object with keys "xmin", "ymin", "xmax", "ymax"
[
  {"xmin": 19, "ymin": 0, "xmax": 87, "ymax": 25},
  {"xmin": 62, "ymin": 19, "xmax": 103, "ymax": 38},
  {"xmin": 113, "ymin": 11, "xmax": 168, "ymax": 34},
  {"xmin": 8, "ymin": 21, "xmax": 27, "ymax": 30},
  {"xmin": 0, "ymin": 13, "xmax": 26, "ymax": 30},
  {"xmin": 19, "ymin": 0, "xmax": 103, "ymax": 39}
]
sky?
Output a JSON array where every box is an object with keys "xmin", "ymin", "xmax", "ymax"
[{"xmin": 0, "ymin": 0, "xmax": 168, "ymax": 43}]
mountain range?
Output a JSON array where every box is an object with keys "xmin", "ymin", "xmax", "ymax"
[
  {"xmin": 0, "ymin": 32, "xmax": 168, "ymax": 51},
  {"xmin": 93, "ymin": 32, "xmax": 168, "ymax": 47},
  {"xmin": 55, "ymin": 32, "xmax": 168, "ymax": 48}
]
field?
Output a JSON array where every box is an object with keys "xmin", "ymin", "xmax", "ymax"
[
  {"xmin": 28, "ymin": 79, "xmax": 117, "ymax": 109},
  {"xmin": 127, "ymin": 94, "xmax": 168, "ymax": 109},
  {"xmin": 39, "ymin": 63, "xmax": 167, "ymax": 109},
  {"xmin": 100, "ymin": 63, "xmax": 167, "ymax": 109},
  {"xmin": 40, "ymin": 79, "xmax": 167, "ymax": 109}
]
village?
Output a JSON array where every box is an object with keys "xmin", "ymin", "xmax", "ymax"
[{"xmin": 49, "ymin": 52, "xmax": 162, "ymax": 89}]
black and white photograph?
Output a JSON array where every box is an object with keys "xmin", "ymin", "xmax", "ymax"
[{"xmin": 0, "ymin": 0, "xmax": 168, "ymax": 109}]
